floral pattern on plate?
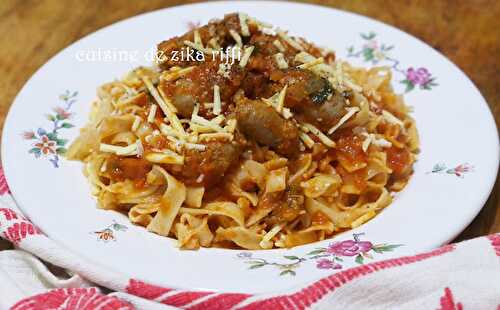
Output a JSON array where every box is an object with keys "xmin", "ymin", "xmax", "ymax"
[
  {"xmin": 237, "ymin": 233, "xmax": 402, "ymax": 276},
  {"xmin": 22, "ymin": 90, "xmax": 78, "ymax": 168},
  {"xmin": 427, "ymin": 163, "xmax": 474, "ymax": 178},
  {"xmin": 347, "ymin": 32, "xmax": 438, "ymax": 92},
  {"xmin": 93, "ymin": 221, "xmax": 128, "ymax": 242}
]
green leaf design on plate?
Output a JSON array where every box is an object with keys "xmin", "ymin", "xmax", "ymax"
[
  {"xmin": 283, "ymin": 255, "xmax": 299, "ymax": 260},
  {"xmin": 372, "ymin": 244, "xmax": 402, "ymax": 252},
  {"xmin": 307, "ymin": 249, "xmax": 325, "ymax": 256},
  {"xmin": 56, "ymin": 147, "xmax": 67, "ymax": 155},
  {"xmin": 432, "ymin": 163, "xmax": 446, "ymax": 173},
  {"xmin": 355, "ymin": 254, "xmax": 364, "ymax": 264},
  {"xmin": 61, "ymin": 122, "xmax": 74, "ymax": 129},
  {"xmin": 249, "ymin": 263, "xmax": 265, "ymax": 269},
  {"xmin": 400, "ymin": 80, "xmax": 415, "ymax": 92},
  {"xmin": 360, "ymin": 32, "xmax": 376, "ymax": 40},
  {"xmin": 362, "ymin": 48, "xmax": 374, "ymax": 61},
  {"xmin": 29, "ymin": 147, "xmax": 40, "ymax": 154},
  {"xmin": 55, "ymin": 138, "xmax": 68, "ymax": 146},
  {"xmin": 279, "ymin": 270, "xmax": 296, "ymax": 276},
  {"xmin": 46, "ymin": 132, "xmax": 57, "ymax": 141}
]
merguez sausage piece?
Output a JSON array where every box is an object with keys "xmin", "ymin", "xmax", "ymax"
[{"xmin": 235, "ymin": 97, "xmax": 300, "ymax": 157}]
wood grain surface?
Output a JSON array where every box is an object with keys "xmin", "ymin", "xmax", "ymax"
[{"xmin": 0, "ymin": 0, "xmax": 498, "ymax": 251}]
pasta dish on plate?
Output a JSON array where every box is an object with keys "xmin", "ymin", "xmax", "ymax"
[{"xmin": 67, "ymin": 13, "xmax": 419, "ymax": 250}]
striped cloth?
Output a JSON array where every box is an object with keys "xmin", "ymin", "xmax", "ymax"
[{"xmin": 0, "ymin": 167, "xmax": 499, "ymax": 309}]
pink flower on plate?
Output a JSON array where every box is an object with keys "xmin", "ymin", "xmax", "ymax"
[
  {"xmin": 22, "ymin": 131, "xmax": 35, "ymax": 139},
  {"xmin": 316, "ymin": 259, "xmax": 342, "ymax": 270},
  {"xmin": 53, "ymin": 107, "xmax": 71, "ymax": 119},
  {"xmin": 327, "ymin": 240, "xmax": 373, "ymax": 257},
  {"xmin": 406, "ymin": 67, "xmax": 432, "ymax": 86},
  {"xmin": 34, "ymin": 135, "xmax": 56, "ymax": 155},
  {"xmin": 452, "ymin": 163, "xmax": 473, "ymax": 177},
  {"xmin": 363, "ymin": 40, "xmax": 378, "ymax": 50}
]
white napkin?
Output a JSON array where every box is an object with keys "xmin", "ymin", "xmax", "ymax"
[{"xmin": 0, "ymin": 168, "xmax": 499, "ymax": 309}]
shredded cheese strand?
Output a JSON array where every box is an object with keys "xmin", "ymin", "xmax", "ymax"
[
  {"xmin": 239, "ymin": 46, "xmax": 255, "ymax": 68},
  {"xmin": 213, "ymin": 85, "xmax": 222, "ymax": 115},
  {"xmin": 238, "ymin": 13, "xmax": 250, "ymax": 36},
  {"xmin": 147, "ymin": 104, "xmax": 157, "ymax": 123},
  {"xmin": 328, "ymin": 107, "xmax": 360, "ymax": 134},
  {"xmin": 141, "ymin": 75, "xmax": 186, "ymax": 136},
  {"xmin": 301, "ymin": 123, "xmax": 336, "ymax": 148},
  {"xmin": 229, "ymin": 29, "xmax": 243, "ymax": 47},
  {"xmin": 277, "ymin": 30, "xmax": 304, "ymax": 51},
  {"xmin": 273, "ymin": 53, "xmax": 288, "ymax": 69}
]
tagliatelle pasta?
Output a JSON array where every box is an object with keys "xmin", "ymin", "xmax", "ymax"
[{"xmin": 67, "ymin": 13, "xmax": 418, "ymax": 250}]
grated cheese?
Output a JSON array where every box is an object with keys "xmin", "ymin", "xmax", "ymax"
[
  {"xmin": 372, "ymin": 136, "xmax": 392, "ymax": 148},
  {"xmin": 147, "ymin": 104, "xmax": 157, "ymax": 123},
  {"xmin": 248, "ymin": 16, "xmax": 273, "ymax": 31},
  {"xmin": 229, "ymin": 29, "xmax": 243, "ymax": 47},
  {"xmin": 298, "ymin": 57, "xmax": 324, "ymax": 70},
  {"xmin": 277, "ymin": 30, "xmax": 304, "ymax": 51},
  {"xmin": 382, "ymin": 110, "xmax": 404, "ymax": 127},
  {"xmin": 299, "ymin": 132, "xmax": 315, "ymax": 148},
  {"xmin": 213, "ymin": 85, "xmax": 222, "ymax": 115},
  {"xmin": 131, "ymin": 115, "xmax": 142, "ymax": 132},
  {"xmin": 239, "ymin": 46, "xmax": 255, "ymax": 68},
  {"xmin": 167, "ymin": 135, "xmax": 206, "ymax": 151},
  {"xmin": 328, "ymin": 107, "xmax": 360, "ymax": 134},
  {"xmin": 191, "ymin": 115, "xmax": 226, "ymax": 132},
  {"xmin": 159, "ymin": 123, "xmax": 183, "ymax": 139},
  {"xmin": 260, "ymin": 224, "xmax": 284, "ymax": 249},
  {"xmin": 238, "ymin": 13, "xmax": 250, "ymax": 36},
  {"xmin": 301, "ymin": 123, "xmax": 335, "ymax": 148},
  {"xmin": 361, "ymin": 133, "xmax": 392, "ymax": 152},
  {"xmin": 273, "ymin": 53, "xmax": 288, "ymax": 69},
  {"xmin": 193, "ymin": 30, "xmax": 202, "ymax": 46},
  {"xmin": 362, "ymin": 134, "xmax": 372, "ymax": 153},
  {"xmin": 140, "ymin": 75, "xmax": 185, "ymax": 136},
  {"xmin": 262, "ymin": 86, "xmax": 292, "ymax": 119},
  {"xmin": 136, "ymin": 139, "xmax": 144, "ymax": 157},
  {"xmin": 100, "ymin": 143, "xmax": 137, "ymax": 156},
  {"xmin": 276, "ymin": 85, "xmax": 287, "ymax": 112},
  {"xmin": 273, "ymin": 39, "xmax": 286, "ymax": 52},
  {"xmin": 161, "ymin": 66, "xmax": 194, "ymax": 82},
  {"xmin": 211, "ymin": 115, "xmax": 225, "ymax": 125}
]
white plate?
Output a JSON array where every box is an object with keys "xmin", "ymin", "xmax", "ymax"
[{"xmin": 2, "ymin": 1, "xmax": 498, "ymax": 293}]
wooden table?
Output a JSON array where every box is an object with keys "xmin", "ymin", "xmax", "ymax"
[{"xmin": 0, "ymin": 0, "xmax": 498, "ymax": 251}]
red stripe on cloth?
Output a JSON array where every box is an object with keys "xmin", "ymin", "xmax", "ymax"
[
  {"xmin": 240, "ymin": 244, "xmax": 455, "ymax": 310},
  {"xmin": 3, "ymin": 222, "xmax": 42, "ymax": 245},
  {"xmin": 438, "ymin": 287, "xmax": 463, "ymax": 310},
  {"xmin": 159, "ymin": 291, "xmax": 213, "ymax": 307},
  {"xmin": 125, "ymin": 279, "xmax": 174, "ymax": 300},
  {"xmin": 0, "ymin": 166, "xmax": 11, "ymax": 195},
  {"xmin": 10, "ymin": 287, "xmax": 133, "ymax": 310},
  {"xmin": 126, "ymin": 279, "xmax": 250, "ymax": 309},
  {"xmin": 0, "ymin": 208, "xmax": 18, "ymax": 221},
  {"xmin": 186, "ymin": 293, "xmax": 251, "ymax": 310},
  {"xmin": 487, "ymin": 233, "xmax": 500, "ymax": 256}
]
